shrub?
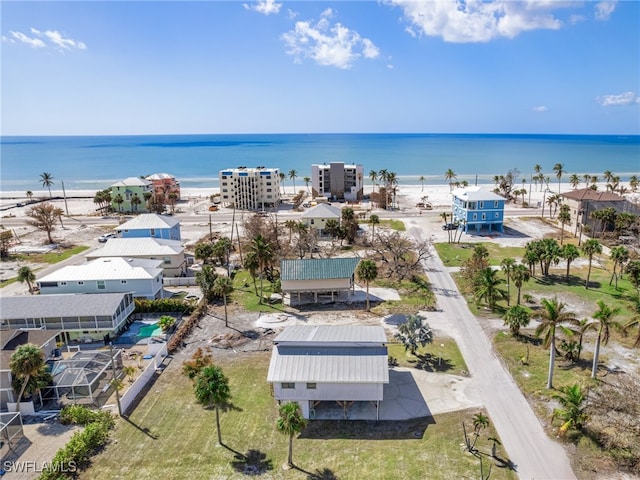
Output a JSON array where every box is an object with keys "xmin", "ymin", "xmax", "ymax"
[{"xmin": 134, "ymin": 298, "xmax": 194, "ymax": 314}]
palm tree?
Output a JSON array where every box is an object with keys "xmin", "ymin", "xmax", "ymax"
[
  {"xmin": 9, "ymin": 343, "xmax": 46, "ymax": 407},
  {"xmin": 213, "ymin": 276, "xmax": 234, "ymax": 327},
  {"xmin": 250, "ymin": 235, "xmax": 275, "ymax": 303},
  {"xmin": 419, "ymin": 175, "xmax": 425, "ymax": 191},
  {"xmin": 569, "ymin": 174, "xmax": 580, "ymax": 189},
  {"xmin": 510, "ymin": 263, "xmax": 530, "ymax": 305},
  {"xmin": 193, "ymin": 365, "xmax": 231, "ymax": 445},
  {"xmin": 17, "ymin": 266, "xmax": 36, "ymax": 294},
  {"xmin": 582, "ymin": 239, "xmax": 602, "ymax": 289},
  {"xmin": 603, "ymin": 170, "xmax": 614, "ymax": 185},
  {"xmin": 535, "ymin": 297, "xmax": 577, "ymax": 389},
  {"xmin": 369, "ymin": 170, "xmax": 378, "ymax": 193},
  {"xmin": 303, "ymin": 176, "xmax": 311, "ymax": 193},
  {"xmin": 40, "ymin": 172, "xmax": 54, "ymax": 198},
  {"xmin": 243, "ymin": 251, "xmax": 259, "ymax": 296},
  {"xmin": 474, "ymin": 267, "xmax": 507, "ymax": 311},
  {"xmin": 553, "ymin": 163, "xmax": 564, "ymax": 194},
  {"xmin": 609, "ymin": 245, "xmax": 629, "ymax": 289},
  {"xmin": 284, "ymin": 219, "xmax": 297, "ymax": 242},
  {"xmin": 277, "ymin": 402, "xmax": 308, "ymax": 468},
  {"xmin": 560, "ymin": 244, "xmax": 580, "ymax": 278},
  {"xmin": 131, "ymin": 194, "xmax": 142, "ymax": 212},
  {"xmin": 629, "ymin": 174, "xmax": 639, "ymax": 192},
  {"xmin": 288, "ymin": 169, "xmax": 298, "ymax": 194},
  {"xmin": 551, "ymin": 384, "xmax": 587, "ymax": 435},
  {"xmin": 279, "ymin": 172, "xmax": 286, "ymax": 195},
  {"xmin": 533, "ymin": 164, "xmax": 543, "ymax": 191},
  {"xmin": 26, "ymin": 191, "xmax": 33, "ymax": 203},
  {"xmin": 569, "ymin": 317, "xmax": 595, "ymax": 362},
  {"xmin": 143, "ymin": 191, "xmax": 153, "ymax": 210},
  {"xmin": 113, "ymin": 193, "xmax": 124, "ymax": 213},
  {"xmin": 591, "ymin": 300, "xmax": 621, "ymax": 379},
  {"xmin": 357, "ymin": 259, "xmax": 378, "ymax": 311},
  {"xmin": 53, "ymin": 207, "xmax": 65, "ymax": 228},
  {"xmin": 503, "ymin": 304, "xmax": 530, "ymax": 335},
  {"xmin": 196, "ymin": 265, "xmax": 218, "ymax": 302},
  {"xmin": 368, "ymin": 214, "xmax": 380, "ymax": 244},
  {"xmin": 394, "ymin": 314, "xmax": 433, "ymax": 356},
  {"xmin": 558, "ymin": 204, "xmax": 571, "ymax": 245},
  {"xmin": 444, "ymin": 169, "xmax": 457, "ymax": 191},
  {"xmin": 500, "ymin": 258, "xmax": 516, "ymax": 306}
]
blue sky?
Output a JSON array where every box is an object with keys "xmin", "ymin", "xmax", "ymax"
[{"xmin": 2, "ymin": 0, "xmax": 639, "ymax": 135}]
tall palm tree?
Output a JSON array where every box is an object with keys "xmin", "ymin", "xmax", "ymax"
[
  {"xmin": 40, "ymin": 172, "xmax": 54, "ymax": 198},
  {"xmin": 591, "ymin": 300, "xmax": 621, "ymax": 378},
  {"xmin": 629, "ymin": 174, "xmax": 639, "ymax": 192},
  {"xmin": 500, "ymin": 258, "xmax": 516, "ymax": 306},
  {"xmin": 558, "ymin": 204, "xmax": 571, "ymax": 245},
  {"xmin": 113, "ymin": 193, "xmax": 124, "ymax": 213},
  {"xmin": 9, "ymin": 343, "xmax": 45, "ymax": 407},
  {"xmin": 193, "ymin": 365, "xmax": 231, "ymax": 445},
  {"xmin": 250, "ymin": 235, "xmax": 275, "ymax": 303},
  {"xmin": 533, "ymin": 164, "xmax": 543, "ymax": 191},
  {"xmin": 551, "ymin": 384, "xmax": 587, "ymax": 435},
  {"xmin": 603, "ymin": 170, "xmax": 614, "ymax": 184},
  {"xmin": 357, "ymin": 259, "xmax": 378, "ymax": 311},
  {"xmin": 213, "ymin": 276, "xmax": 234, "ymax": 327},
  {"xmin": 582, "ymin": 239, "xmax": 602, "ymax": 289},
  {"xmin": 560, "ymin": 244, "xmax": 580, "ymax": 278},
  {"xmin": 17, "ymin": 266, "xmax": 36, "ymax": 294},
  {"xmin": 569, "ymin": 174, "xmax": 580, "ymax": 189},
  {"xmin": 368, "ymin": 214, "xmax": 380, "ymax": 244},
  {"xmin": 510, "ymin": 263, "xmax": 530, "ymax": 305},
  {"xmin": 535, "ymin": 297, "xmax": 577, "ymax": 389},
  {"xmin": 288, "ymin": 169, "xmax": 298, "ymax": 194},
  {"xmin": 553, "ymin": 163, "xmax": 564, "ymax": 194},
  {"xmin": 419, "ymin": 175, "xmax": 425, "ymax": 191},
  {"xmin": 26, "ymin": 191, "xmax": 33, "ymax": 203},
  {"xmin": 279, "ymin": 172, "xmax": 286, "ymax": 195},
  {"xmin": 609, "ymin": 245, "xmax": 629, "ymax": 289},
  {"xmin": 284, "ymin": 219, "xmax": 297, "ymax": 242},
  {"xmin": 131, "ymin": 194, "xmax": 142, "ymax": 212},
  {"xmin": 303, "ymin": 176, "xmax": 311, "ymax": 193},
  {"xmin": 243, "ymin": 251, "xmax": 259, "ymax": 295},
  {"xmin": 569, "ymin": 317, "xmax": 595, "ymax": 362},
  {"xmin": 474, "ymin": 267, "xmax": 507, "ymax": 311},
  {"xmin": 444, "ymin": 169, "xmax": 457, "ymax": 191},
  {"xmin": 277, "ymin": 402, "xmax": 308, "ymax": 468},
  {"xmin": 369, "ymin": 170, "xmax": 378, "ymax": 193}
]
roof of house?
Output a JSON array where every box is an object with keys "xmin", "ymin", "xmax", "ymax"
[
  {"xmin": 115, "ymin": 214, "xmax": 180, "ymax": 231},
  {"xmin": 274, "ymin": 325, "xmax": 387, "ymax": 344},
  {"xmin": 0, "ymin": 329, "xmax": 64, "ymax": 371},
  {"xmin": 267, "ymin": 326, "xmax": 388, "ymax": 384},
  {"xmin": 280, "ymin": 257, "xmax": 360, "ymax": 281},
  {"xmin": 38, "ymin": 257, "xmax": 163, "ymax": 283},
  {"xmin": 145, "ymin": 173, "xmax": 176, "ymax": 181},
  {"xmin": 111, "ymin": 177, "xmax": 152, "ymax": 187},
  {"xmin": 86, "ymin": 238, "xmax": 183, "ymax": 259},
  {"xmin": 560, "ymin": 188, "xmax": 625, "ymax": 202},
  {"xmin": 300, "ymin": 203, "xmax": 341, "ymax": 219},
  {"xmin": 452, "ymin": 186, "xmax": 505, "ymax": 202},
  {"xmin": 0, "ymin": 293, "xmax": 131, "ymax": 321}
]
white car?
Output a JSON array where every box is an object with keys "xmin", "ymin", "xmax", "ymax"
[{"xmin": 98, "ymin": 233, "xmax": 116, "ymax": 243}]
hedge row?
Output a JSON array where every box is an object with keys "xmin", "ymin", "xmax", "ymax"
[
  {"xmin": 167, "ymin": 301, "xmax": 207, "ymax": 354},
  {"xmin": 134, "ymin": 298, "xmax": 194, "ymax": 314},
  {"xmin": 38, "ymin": 406, "xmax": 114, "ymax": 480}
]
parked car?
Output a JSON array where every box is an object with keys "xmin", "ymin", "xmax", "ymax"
[
  {"xmin": 302, "ymin": 202, "xmax": 311, "ymax": 208},
  {"xmin": 442, "ymin": 223, "xmax": 458, "ymax": 231},
  {"xmin": 98, "ymin": 233, "xmax": 116, "ymax": 243}
]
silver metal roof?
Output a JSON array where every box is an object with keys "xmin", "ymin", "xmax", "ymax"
[
  {"xmin": 86, "ymin": 238, "xmax": 183, "ymax": 258},
  {"xmin": 267, "ymin": 346, "xmax": 388, "ymax": 383},
  {"xmin": 116, "ymin": 213, "xmax": 180, "ymax": 230},
  {"xmin": 274, "ymin": 325, "xmax": 387, "ymax": 344},
  {"xmin": 0, "ymin": 293, "xmax": 129, "ymax": 320},
  {"xmin": 300, "ymin": 203, "xmax": 341, "ymax": 219},
  {"xmin": 451, "ymin": 186, "xmax": 504, "ymax": 201},
  {"xmin": 38, "ymin": 257, "xmax": 163, "ymax": 282}
]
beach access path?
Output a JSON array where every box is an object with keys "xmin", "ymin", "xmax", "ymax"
[{"xmin": 407, "ymin": 219, "xmax": 577, "ymax": 480}]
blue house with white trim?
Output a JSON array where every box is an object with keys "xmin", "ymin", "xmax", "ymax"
[{"xmin": 451, "ymin": 187, "xmax": 505, "ymax": 234}]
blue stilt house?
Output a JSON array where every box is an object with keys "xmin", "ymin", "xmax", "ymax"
[{"xmin": 451, "ymin": 187, "xmax": 505, "ymax": 234}]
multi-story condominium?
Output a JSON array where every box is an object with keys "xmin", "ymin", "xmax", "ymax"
[
  {"xmin": 218, "ymin": 167, "xmax": 281, "ymax": 210},
  {"xmin": 110, "ymin": 177, "xmax": 153, "ymax": 213},
  {"xmin": 145, "ymin": 172, "xmax": 181, "ymax": 202},
  {"xmin": 311, "ymin": 162, "xmax": 364, "ymax": 202}
]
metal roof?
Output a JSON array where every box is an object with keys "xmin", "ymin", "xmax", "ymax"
[
  {"xmin": 300, "ymin": 203, "xmax": 341, "ymax": 219},
  {"xmin": 38, "ymin": 257, "xmax": 163, "ymax": 282},
  {"xmin": 145, "ymin": 173, "xmax": 176, "ymax": 180},
  {"xmin": 111, "ymin": 177, "xmax": 152, "ymax": 187},
  {"xmin": 274, "ymin": 325, "xmax": 387, "ymax": 344},
  {"xmin": 280, "ymin": 257, "xmax": 360, "ymax": 281},
  {"xmin": 116, "ymin": 213, "xmax": 180, "ymax": 231},
  {"xmin": 267, "ymin": 346, "xmax": 388, "ymax": 383},
  {"xmin": 0, "ymin": 293, "xmax": 129, "ymax": 320},
  {"xmin": 86, "ymin": 238, "xmax": 183, "ymax": 258},
  {"xmin": 452, "ymin": 186, "xmax": 505, "ymax": 202}
]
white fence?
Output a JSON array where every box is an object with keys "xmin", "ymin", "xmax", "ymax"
[
  {"xmin": 119, "ymin": 343, "xmax": 168, "ymax": 415},
  {"xmin": 163, "ymin": 277, "xmax": 197, "ymax": 286}
]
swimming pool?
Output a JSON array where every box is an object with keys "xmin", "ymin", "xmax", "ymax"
[{"xmin": 114, "ymin": 321, "xmax": 162, "ymax": 344}]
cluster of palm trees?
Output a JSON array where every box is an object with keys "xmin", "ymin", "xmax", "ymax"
[
  {"xmin": 368, "ymin": 169, "xmax": 398, "ymax": 208},
  {"xmin": 533, "ymin": 165, "xmax": 639, "ymax": 196}
]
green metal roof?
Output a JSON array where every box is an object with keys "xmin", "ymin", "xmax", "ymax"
[{"xmin": 280, "ymin": 257, "xmax": 360, "ymax": 281}]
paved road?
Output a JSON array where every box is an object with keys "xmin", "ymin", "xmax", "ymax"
[{"xmin": 407, "ymin": 221, "xmax": 577, "ymax": 480}]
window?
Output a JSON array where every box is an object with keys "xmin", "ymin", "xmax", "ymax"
[
  {"xmin": 472, "ymin": 213, "xmax": 477, "ymax": 220},
  {"xmin": 306, "ymin": 383, "xmax": 317, "ymax": 390},
  {"xmin": 495, "ymin": 212, "xmax": 500, "ymax": 218},
  {"xmin": 78, "ymin": 281, "xmax": 84, "ymax": 285},
  {"xmin": 479, "ymin": 201, "xmax": 484, "ymax": 209},
  {"xmin": 267, "ymin": 188, "xmax": 272, "ymax": 192},
  {"xmin": 60, "ymin": 281, "xmax": 67, "ymax": 286},
  {"xmin": 121, "ymin": 280, "xmax": 127, "ymax": 284},
  {"xmin": 494, "ymin": 201, "xmax": 499, "ymax": 208},
  {"xmin": 163, "ymin": 257, "xmax": 171, "ymax": 265},
  {"xmin": 481, "ymin": 213, "xmax": 486, "ymax": 220},
  {"xmin": 97, "ymin": 280, "xmax": 106, "ymax": 290},
  {"xmin": 150, "ymin": 228, "xmax": 156, "ymax": 237},
  {"xmin": 282, "ymin": 383, "xmax": 295, "ymax": 389}
]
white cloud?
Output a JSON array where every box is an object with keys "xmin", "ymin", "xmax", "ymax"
[
  {"xmin": 388, "ymin": 0, "xmax": 566, "ymax": 43},
  {"xmin": 596, "ymin": 91, "xmax": 639, "ymax": 106},
  {"xmin": 532, "ymin": 106, "xmax": 548, "ymax": 112},
  {"xmin": 243, "ymin": 0, "xmax": 282, "ymax": 15},
  {"xmin": 282, "ymin": 13, "xmax": 380, "ymax": 69},
  {"xmin": 8, "ymin": 30, "xmax": 46, "ymax": 48},
  {"xmin": 5, "ymin": 28, "xmax": 86, "ymax": 51},
  {"xmin": 595, "ymin": 1, "xmax": 616, "ymax": 21}
]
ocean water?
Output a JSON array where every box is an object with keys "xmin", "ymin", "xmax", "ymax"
[{"xmin": 1, "ymin": 133, "xmax": 638, "ymax": 193}]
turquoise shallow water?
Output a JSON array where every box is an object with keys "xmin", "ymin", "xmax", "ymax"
[{"xmin": 1, "ymin": 133, "xmax": 638, "ymax": 192}]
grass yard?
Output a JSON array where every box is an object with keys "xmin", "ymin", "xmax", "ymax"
[
  {"xmin": 434, "ymin": 242, "xmax": 524, "ymax": 267},
  {"xmin": 232, "ymin": 270, "xmax": 287, "ymax": 313},
  {"xmin": 388, "ymin": 337, "xmax": 468, "ymax": 374},
  {"xmin": 83, "ymin": 352, "xmax": 515, "ymax": 480},
  {"xmin": 378, "ymin": 219, "xmax": 405, "ymax": 231},
  {"xmin": 15, "ymin": 244, "xmax": 90, "ymax": 264}
]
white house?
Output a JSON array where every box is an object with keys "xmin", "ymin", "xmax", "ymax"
[
  {"xmin": 37, "ymin": 257, "xmax": 164, "ymax": 299},
  {"xmin": 267, "ymin": 325, "xmax": 389, "ymax": 420},
  {"xmin": 85, "ymin": 237, "xmax": 187, "ymax": 277}
]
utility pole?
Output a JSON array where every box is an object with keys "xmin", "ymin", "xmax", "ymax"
[
  {"xmin": 109, "ymin": 343, "xmax": 122, "ymax": 416},
  {"xmin": 61, "ymin": 180, "xmax": 69, "ymax": 216}
]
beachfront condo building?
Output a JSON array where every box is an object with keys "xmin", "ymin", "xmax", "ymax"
[
  {"xmin": 110, "ymin": 177, "xmax": 153, "ymax": 213},
  {"xmin": 218, "ymin": 167, "xmax": 281, "ymax": 210},
  {"xmin": 146, "ymin": 172, "xmax": 181, "ymax": 202},
  {"xmin": 311, "ymin": 162, "xmax": 364, "ymax": 202},
  {"xmin": 451, "ymin": 186, "xmax": 505, "ymax": 234}
]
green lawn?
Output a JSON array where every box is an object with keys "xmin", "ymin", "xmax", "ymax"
[
  {"xmin": 232, "ymin": 270, "xmax": 287, "ymax": 313},
  {"xmin": 388, "ymin": 337, "xmax": 468, "ymax": 374},
  {"xmin": 434, "ymin": 242, "xmax": 525, "ymax": 267},
  {"xmin": 378, "ymin": 219, "xmax": 405, "ymax": 231},
  {"xmin": 83, "ymin": 351, "xmax": 515, "ymax": 480},
  {"xmin": 15, "ymin": 245, "xmax": 90, "ymax": 264}
]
